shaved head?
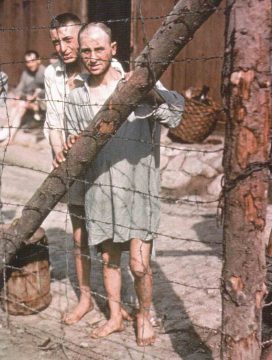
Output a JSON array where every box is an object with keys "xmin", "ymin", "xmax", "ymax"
[
  {"xmin": 78, "ymin": 22, "xmax": 117, "ymax": 77},
  {"xmin": 78, "ymin": 22, "xmax": 112, "ymax": 45}
]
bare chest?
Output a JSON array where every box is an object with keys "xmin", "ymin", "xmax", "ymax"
[{"xmin": 88, "ymin": 82, "xmax": 118, "ymax": 116}]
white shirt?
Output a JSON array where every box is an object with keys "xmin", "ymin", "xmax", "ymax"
[
  {"xmin": 44, "ymin": 58, "xmax": 124, "ymax": 141},
  {"xmin": 65, "ymin": 77, "xmax": 184, "ymax": 245}
]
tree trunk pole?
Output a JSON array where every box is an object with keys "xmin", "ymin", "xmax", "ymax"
[
  {"xmin": 221, "ymin": 0, "xmax": 271, "ymax": 358},
  {"xmin": 0, "ymin": 0, "xmax": 222, "ymax": 270}
]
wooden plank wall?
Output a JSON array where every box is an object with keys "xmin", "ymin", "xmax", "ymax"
[
  {"xmin": 0, "ymin": 0, "xmax": 87, "ymax": 87},
  {"xmin": 131, "ymin": 0, "xmax": 226, "ymax": 104},
  {"xmin": 1, "ymin": 0, "xmax": 226, "ymax": 104}
]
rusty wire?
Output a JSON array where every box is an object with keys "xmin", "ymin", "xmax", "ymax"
[{"xmin": 0, "ymin": 1, "xmax": 240, "ymax": 358}]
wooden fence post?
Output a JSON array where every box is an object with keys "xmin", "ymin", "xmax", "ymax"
[{"xmin": 221, "ymin": 0, "xmax": 271, "ymax": 358}]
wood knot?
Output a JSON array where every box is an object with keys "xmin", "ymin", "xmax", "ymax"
[
  {"xmin": 230, "ymin": 70, "xmax": 255, "ymax": 100},
  {"xmin": 96, "ymin": 120, "xmax": 116, "ymax": 135},
  {"xmin": 237, "ymin": 127, "xmax": 257, "ymax": 169},
  {"xmin": 225, "ymin": 275, "xmax": 247, "ymax": 305}
]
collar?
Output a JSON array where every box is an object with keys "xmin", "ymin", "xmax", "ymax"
[
  {"xmin": 55, "ymin": 59, "xmax": 65, "ymax": 74},
  {"xmin": 75, "ymin": 73, "xmax": 89, "ymax": 82},
  {"xmin": 82, "ymin": 75, "xmax": 125, "ymax": 93}
]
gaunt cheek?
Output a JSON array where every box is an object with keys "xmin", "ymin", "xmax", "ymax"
[{"xmin": 54, "ymin": 44, "xmax": 61, "ymax": 53}]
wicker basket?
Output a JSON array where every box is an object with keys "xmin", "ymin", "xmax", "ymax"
[{"xmin": 169, "ymin": 93, "xmax": 221, "ymax": 144}]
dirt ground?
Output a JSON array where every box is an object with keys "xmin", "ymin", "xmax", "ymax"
[{"xmin": 0, "ymin": 131, "xmax": 271, "ymax": 360}]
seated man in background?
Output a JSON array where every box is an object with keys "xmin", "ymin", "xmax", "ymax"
[
  {"xmin": 0, "ymin": 50, "xmax": 45, "ymax": 144},
  {"xmin": 0, "ymin": 71, "xmax": 8, "ymax": 142},
  {"xmin": 0, "ymin": 71, "xmax": 8, "ymax": 107},
  {"xmin": 0, "ymin": 71, "xmax": 8, "ymax": 208}
]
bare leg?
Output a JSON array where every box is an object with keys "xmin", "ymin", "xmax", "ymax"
[
  {"xmin": 91, "ymin": 240, "xmax": 124, "ymax": 338},
  {"xmin": 62, "ymin": 205, "xmax": 94, "ymax": 325},
  {"xmin": 130, "ymin": 239, "xmax": 155, "ymax": 346},
  {"xmin": 121, "ymin": 307, "xmax": 133, "ymax": 321}
]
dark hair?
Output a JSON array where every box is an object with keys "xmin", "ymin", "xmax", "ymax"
[
  {"xmin": 50, "ymin": 52, "xmax": 59, "ymax": 59},
  {"xmin": 50, "ymin": 13, "xmax": 81, "ymax": 29},
  {"xmin": 78, "ymin": 22, "xmax": 112, "ymax": 44},
  {"xmin": 24, "ymin": 50, "xmax": 40, "ymax": 59}
]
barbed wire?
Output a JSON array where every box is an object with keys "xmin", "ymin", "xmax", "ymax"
[
  {"xmin": 0, "ymin": 0, "xmax": 270, "ymax": 358},
  {"xmin": 0, "ymin": 200, "xmax": 222, "ymax": 246},
  {"xmin": 0, "ymin": 7, "xmax": 227, "ymax": 33},
  {"xmin": 11, "ymin": 322, "xmax": 111, "ymax": 359},
  {"xmin": 0, "ymin": 54, "xmax": 226, "ymax": 67},
  {"xmin": 21, "ymin": 323, "xmax": 169, "ymax": 359},
  {"xmin": 0, "ymin": 128, "xmax": 224, "ymax": 152},
  {"xmin": 0, "ymin": 1, "xmax": 225, "ymax": 353}
]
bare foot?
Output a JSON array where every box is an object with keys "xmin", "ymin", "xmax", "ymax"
[
  {"xmin": 121, "ymin": 307, "xmax": 133, "ymax": 321},
  {"xmin": 62, "ymin": 297, "xmax": 94, "ymax": 325},
  {"xmin": 136, "ymin": 313, "xmax": 156, "ymax": 347},
  {"xmin": 91, "ymin": 316, "xmax": 124, "ymax": 339}
]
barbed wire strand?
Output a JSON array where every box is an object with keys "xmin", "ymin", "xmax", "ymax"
[
  {"xmin": 0, "ymin": 7, "xmax": 227, "ymax": 33},
  {"xmin": 2, "ymin": 1, "xmax": 269, "ymax": 357}
]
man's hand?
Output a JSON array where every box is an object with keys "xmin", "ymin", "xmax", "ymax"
[
  {"xmin": 124, "ymin": 71, "xmax": 133, "ymax": 82},
  {"xmin": 66, "ymin": 134, "xmax": 79, "ymax": 149},
  {"xmin": 52, "ymin": 149, "xmax": 67, "ymax": 168},
  {"xmin": 52, "ymin": 134, "xmax": 79, "ymax": 168},
  {"xmin": 25, "ymin": 101, "xmax": 39, "ymax": 112},
  {"xmin": 26, "ymin": 94, "xmax": 35, "ymax": 102}
]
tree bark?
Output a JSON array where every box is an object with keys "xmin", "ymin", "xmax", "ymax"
[
  {"xmin": 0, "ymin": 0, "xmax": 222, "ymax": 270},
  {"xmin": 221, "ymin": 0, "xmax": 271, "ymax": 359}
]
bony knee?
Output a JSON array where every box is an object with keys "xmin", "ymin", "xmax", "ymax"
[{"xmin": 130, "ymin": 263, "xmax": 152, "ymax": 279}]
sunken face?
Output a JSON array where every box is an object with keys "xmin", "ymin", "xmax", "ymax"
[
  {"xmin": 79, "ymin": 27, "xmax": 117, "ymax": 76},
  {"xmin": 50, "ymin": 22, "xmax": 80, "ymax": 64},
  {"xmin": 25, "ymin": 54, "xmax": 41, "ymax": 73}
]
